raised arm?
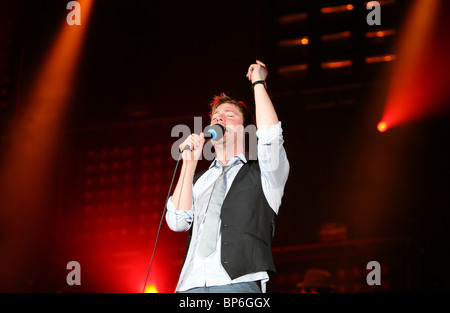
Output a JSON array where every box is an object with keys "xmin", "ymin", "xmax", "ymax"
[
  {"xmin": 246, "ymin": 60, "xmax": 279, "ymax": 130},
  {"xmin": 247, "ymin": 60, "xmax": 289, "ymax": 214}
]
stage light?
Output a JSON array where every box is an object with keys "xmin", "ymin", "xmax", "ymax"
[
  {"xmin": 144, "ymin": 283, "xmax": 158, "ymax": 293},
  {"xmin": 278, "ymin": 12, "xmax": 308, "ymax": 24},
  {"xmin": 321, "ymin": 31, "xmax": 351, "ymax": 41},
  {"xmin": 365, "ymin": 54, "xmax": 396, "ymax": 63},
  {"xmin": 377, "ymin": 121, "xmax": 388, "ymax": 132},
  {"xmin": 321, "ymin": 60, "xmax": 353, "ymax": 69},
  {"xmin": 277, "ymin": 64, "xmax": 308, "ymax": 75},
  {"xmin": 279, "ymin": 36, "xmax": 310, "ymax": 46},
  {"xmin": 0, "ymin": 1, "xmax": 94, "ymax": 289},
  {"xmin": 378, "ymin": 0, "xmax": 449, "ymax": 129},
  {"xmin": 321, "ymin": 4, "xmax": 354, "ymax": 14},
  {"xmin": 365, "ymin": 29, "xmax": 397, "ymax": 38}
]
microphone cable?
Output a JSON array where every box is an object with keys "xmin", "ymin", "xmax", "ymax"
[
  {"xmin": 141, "ymin": 124, "xmax": 224, "ymax": 293},
  {"xmin": 141, "ymin": 151, "xmax": 183, "ymax": 293}
]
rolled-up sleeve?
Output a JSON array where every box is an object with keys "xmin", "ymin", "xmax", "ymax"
[
  {"xmin": 165, "ymin": 196, "xmax": 193, "ymax": 232},
  {"xmin": 256, "ymin": 122, "xmax": 290, "ymax": 214}
]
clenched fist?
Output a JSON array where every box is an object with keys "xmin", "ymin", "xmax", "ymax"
[
  {"xmin": 246, "ymin": 60, "xmax": 268, "ymax": 83},
  {"xmin": 179, "ymin": 132, "xmax": 205, "ymax": 162}
]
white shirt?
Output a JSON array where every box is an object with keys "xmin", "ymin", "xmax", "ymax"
[{"xmin": 165, "ymin": 122, "xmax": 289, "ymax": 292}]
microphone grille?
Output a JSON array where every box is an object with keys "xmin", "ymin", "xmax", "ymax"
[{"xmin": 205, "ymin": 124, "xmax": 225, "ymax": 140}]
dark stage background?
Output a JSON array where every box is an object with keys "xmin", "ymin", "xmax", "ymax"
[{"xmin": 0, "ymin": 0, "xmax": 449, "ymax": 293}]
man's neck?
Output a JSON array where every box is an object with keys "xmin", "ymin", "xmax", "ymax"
[{"xmin": 214, "ymin": 145, "xmax": 245, "ymax": 166}]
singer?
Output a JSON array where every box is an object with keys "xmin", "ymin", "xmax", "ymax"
[{"xmin": 165, "ymin": 60, "xmax": 289, "ymax": 293}]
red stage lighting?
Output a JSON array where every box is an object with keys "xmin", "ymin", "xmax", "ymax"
[
  {"xmin": 0, "ymin": 0, "xmax": 93, "ymax": 291},
  {"xmin": 378, "ymin": 0, "xmax": 450, "ymax": 129},
  {"xmin": 144, "ymin": 283, "xmax": 158, "ymax": 293},
  {"xmin": 377, "ymin": 121, "xmax": 388, "ymax": 132}
]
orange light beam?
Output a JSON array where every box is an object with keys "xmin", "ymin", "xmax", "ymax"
[
  {"xmin": 0, "ymin": 0, "xmax": 93, "ymax": 289},
  {"xmin": 379, "ymin": 0, "xmax": 450, "ymax": 130}
]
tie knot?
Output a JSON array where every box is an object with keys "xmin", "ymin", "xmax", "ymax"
[{"xmin": 216, "ymin": 159, "xmax": 241, "ymax": 174}]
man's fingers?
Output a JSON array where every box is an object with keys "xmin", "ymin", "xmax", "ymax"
[
  {"xmin": 256, "ymin": 60, "xmax": 265, "ymax": 67},
  {"xmin": 179, "ymin": 133, "xmax": 201, "ymax": 152},
  {"xmin": 247, "ymin": 64, "xmax": 256, "ymax": 80},
  {"xmin": 246, "ymin": 70, "xmax": 252, "ymax": 81},
  {"xmin": 191, "ymin": 133, "xmax": 206, "ymax": 150},
  {"xmin": 190, "ymin": 134, "xmax": 198, "ymax": 149}
]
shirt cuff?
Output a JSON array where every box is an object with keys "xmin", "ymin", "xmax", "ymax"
[{"xmin": 166, "ymin": 196, "xmax": 194, "ymax": 223}]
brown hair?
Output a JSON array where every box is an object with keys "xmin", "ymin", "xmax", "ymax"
[{"xmin": 209, "ymin": 92, "xmax": 254, "ymax": 127}]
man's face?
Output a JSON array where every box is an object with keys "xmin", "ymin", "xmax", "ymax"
[
  {"xmin": 210, "ymin": 102, "xmax": 244, "ymax": 127},
  {"xmin": 210, "ymin": 103, "xmax": 245, "ymax": 148}
]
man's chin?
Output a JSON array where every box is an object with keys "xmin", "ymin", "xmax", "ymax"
[{"xmin": 212, "ymin": 133, "xmax": 226, "ymax": 144}]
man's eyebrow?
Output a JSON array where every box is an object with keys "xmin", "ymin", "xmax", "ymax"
[{"xmin": 212, "ymin": 109, "xmax": 235, "ymax": 117}]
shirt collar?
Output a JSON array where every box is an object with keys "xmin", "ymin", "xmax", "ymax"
[{"xmin": 209, "ymin": 153, "xmax": 247, "ymax": 169}]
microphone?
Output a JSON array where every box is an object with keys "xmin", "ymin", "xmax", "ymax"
[
  {"xmin": 182, "ymin": 124, "xmax": 225, "ymax": 151},
  {"xmin": 204, "ymin": 123, "xmax": 225, "ymax": 141}
]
